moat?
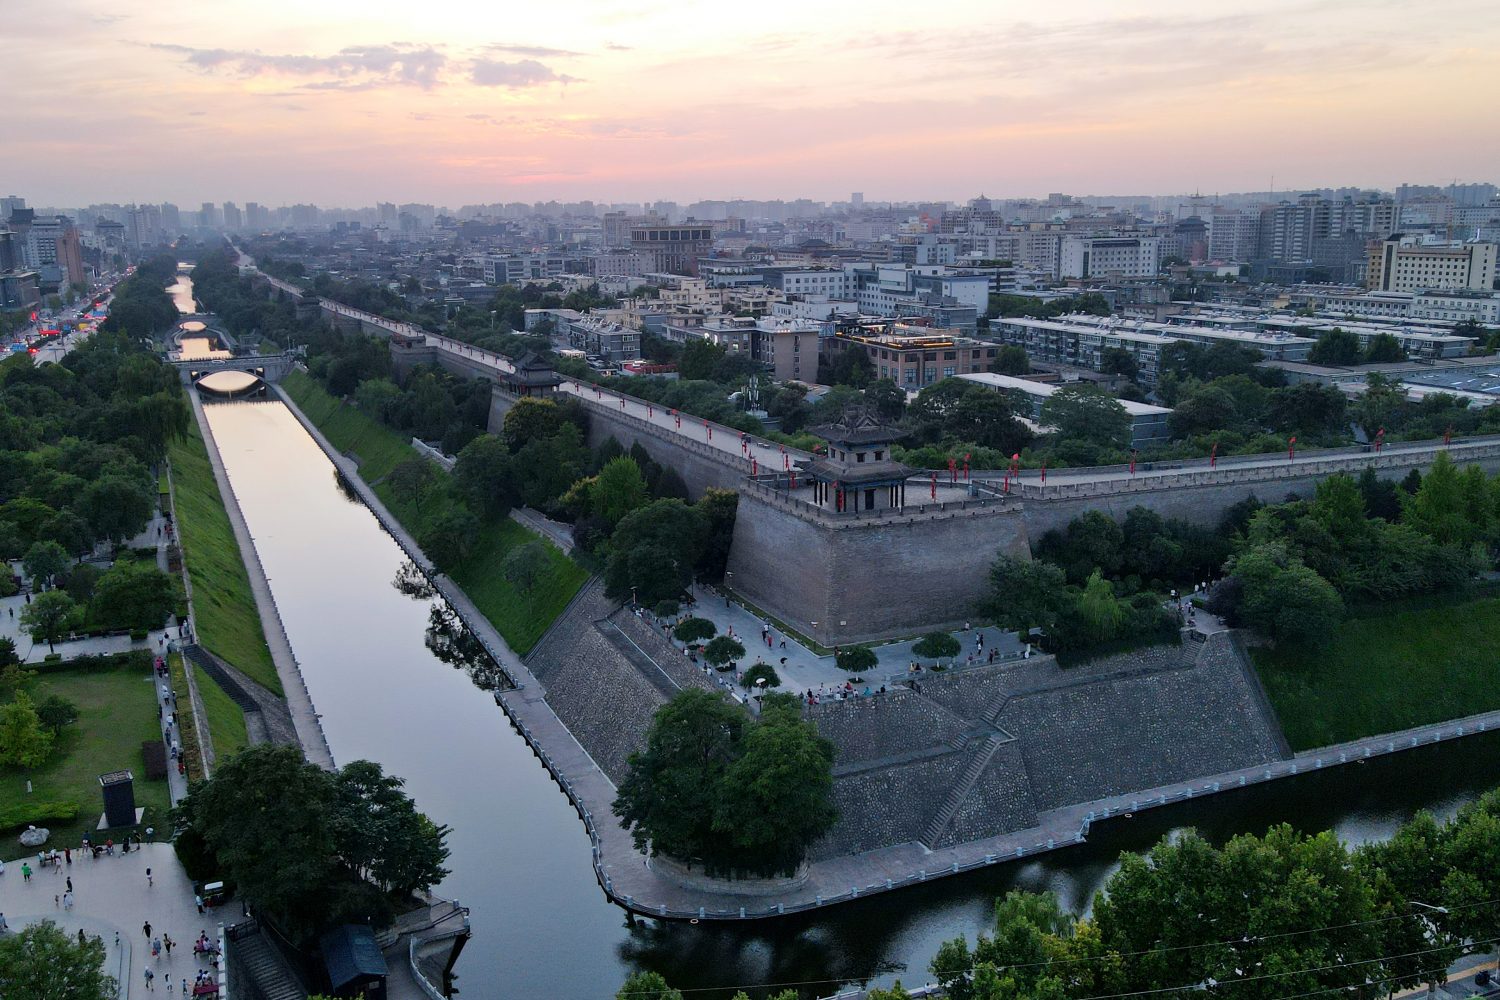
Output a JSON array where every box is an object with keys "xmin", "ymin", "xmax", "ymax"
[{"xmin": 193, "ymin": 392, "xmax": 1500, "ymax": 1000}]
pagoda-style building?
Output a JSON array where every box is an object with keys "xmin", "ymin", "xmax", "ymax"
[
  {"xmin": 804, "ymin": 408, "xmax": 912, "ymax": 513},
  {"xmin": 501, "ymin": 352, "xmax": 562, "ymax": 399}
]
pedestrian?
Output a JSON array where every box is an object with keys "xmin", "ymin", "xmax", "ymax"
[
  {"xmin": 182, "ymin": 979, "xmax": 189, "ymax": 996},
  {"xmin": 164, "ymin": 933, "xmax": 174, "ymax": 957},
  {"xmin": 144, "ymin": 967, "xmax": 155, "ymax": 991},
  {"xmin": 144, "ymin": 920, "xmax": 152, "ymax": 940},
  {"xmin": 64, "ymin": 847, "xmax": 70, "ymax": 865},
  {"xmin": 0, "ymin": 913, "xmax": 7, "ymax": 934},
  {"xmin": 63, "ymin": 891, "xmax": 72, "ymax": 910},
  {"xmin": 54, "ymin": 894, "xmax": 59, "ymax": 908},
  {"xmin": 78, "ymin": 928, "xmax": 86, "ymax": 947},
  {"xmin": 147, "ymin": 866, "xmax": 153, "ymax": 887},
  {"xmin": 195, "ymin": 893, "xmax": 204, "ymax": 914},
  {"xmin": 66, "ymin": 876, "xmax": 72, "ymax": 892},
  {"xmin": 115, "ymin": 931, "xmax": 120, "ymax": 948},
  {"xmin": 21, "ymin": 863, "xmax": 30, "ymax": 883},
  {"xmin": 153, "ymin": 936, "xmax": 161, "ymax": 959}
]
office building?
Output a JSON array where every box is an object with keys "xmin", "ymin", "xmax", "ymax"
[
  {"xmin": 832, "ymin": 325, "xmax": 996, "ymax": 388},
  {"xmin": 629, "ymin": 224, "xmax": 714, "ymax": 276},
  {"xmin": 1368, "ymin": 237, "xmax": 1497, "ymax": 293},
  {"xmin": 222, "ymin": 202, "xmax": 243, "ymax": 230},
  {"xmin": 1059, "ymin": 236, "xmax": 1161, "ymax": 279}
]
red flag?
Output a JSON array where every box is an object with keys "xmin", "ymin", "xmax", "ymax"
[
  {"xmin": 1288, "ymin": 436, "xmax": 1297, "ymax": 460},
  {"xmin": 930, "ymin": 472, "xmax": 937, "ymax": 500},
  {"xmin": 1040, "ymin": 461, "xmax": 1047, "ymax": 485},
  {"xmin": 1210, "ymin": 442, "xmax": 1218, "ymax": 468}
]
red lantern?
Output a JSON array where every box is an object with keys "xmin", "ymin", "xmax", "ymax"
[
  {"xmin": 1129, "ymin": 450, "xmax": 1137, "ymax": 476},
  {"xmin": 752, "ymin": 457, "xmax": 758, "ymax": 476},
  {"xmin": 1444, "ymin": 425, "xmax": 1452, "ymax": 445},
  {"xmin": 947, "ymin": 457, "xmax": 957, "ymax": 484},
  {"xmin": 1375, "ymin": 427, "xmax": 1385, "ymax": 452}
]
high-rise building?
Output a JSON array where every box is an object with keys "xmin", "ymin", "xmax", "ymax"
[
  {"xmin": 630, "ymin": 223, "xmax": 714, "ymax": 276},
  {"xmin": 1368, "ymin": 237, "xmax": 1498, "ymax": 293},
  {"xmin": 0, "ymin": 195, "xmax": 26, "ymax": 220},
  {"xmin": 22, "ymin": 215, "xmax": 86, "ymax": 288},
  {"xmin": 199, "ymin": 202, "xmax": 218, "ymax": 228},
  {"xmin": 851, "ymin": 192, "xmax": 864, "ymax": 209},
  {"xmin": 1060, "ymin": 235, "xmax": 1162, "ymax": 278},
  {"xmin": 160, "ymin": 203, "xmax": 181, "ymax": 234},
  {"xmin": 245, "ymin": 202, "xmax": 263, "ymax": 229},
  {"xmin": 222, "ymin": 202, "xmax": 242, "ymax": 230}
]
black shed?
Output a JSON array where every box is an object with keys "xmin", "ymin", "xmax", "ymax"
[{"xmin": 320, "ymin": 924, "xmax": 388, "ymax": 1000}]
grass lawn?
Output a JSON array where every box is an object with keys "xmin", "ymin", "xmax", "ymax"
[
  {"xmin": 195, "ymin": 668, "xmax": 248, "ymax": 764},
  {"xmin": 169, "ymin": 420, "xmax": 281, "ymax": 695},
  {"xmin": 0, "ymin": 666, "xmax": 171, "ymax": 860},
  {"xmin": 285, "ymin": 370, "xmax": 588, "ymax": 655},
  {"xmin": 283, "ymin": 369, "xmax": 414, "ymax": 482},
  {"xmin": 1253, "ymin": 594, "xmax": 1500, "ymax": 750},
  {"xmin": 166, "ymin": 653, "xmax": 205, "ymax": 784}
]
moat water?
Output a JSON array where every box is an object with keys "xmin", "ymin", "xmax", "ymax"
[{"xmin": 198, "ymin": 394, "xmax": 1500, "ymax": 1000}]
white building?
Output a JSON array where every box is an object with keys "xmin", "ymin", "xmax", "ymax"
[
  {"xmin": 1060, "ymin": 236, "xmax": 1162, "ymax": 279},
  {"xmin": 956, "ymin": 372, "xmax": 1172, "ymax": 446},
  {"xmin": 1368, "ymin": 237, "xmax": 1497, "ymax": 293}
]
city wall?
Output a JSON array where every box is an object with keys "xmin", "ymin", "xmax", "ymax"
[
  {"xmin": 1013, "ymin": 440, "xmax": 1500, "ymax": 538},
  {"xmin": 728, "ymin": 484, "xmax": 1031, "ymax": 645}
]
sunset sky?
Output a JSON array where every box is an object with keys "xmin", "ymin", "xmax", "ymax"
[{"xmin": 8, "ymin": 0, "xmax": 1499, "ymax": 207}]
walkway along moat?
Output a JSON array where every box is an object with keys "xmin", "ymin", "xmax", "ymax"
[{"xmin": 267, "ymin": 379, "xmax": 1500, "ymax": 923}]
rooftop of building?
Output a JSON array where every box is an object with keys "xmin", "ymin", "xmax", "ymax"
[{"xmin": 957, "ymin": 372, "xmax": 1173, "ymax": 416}]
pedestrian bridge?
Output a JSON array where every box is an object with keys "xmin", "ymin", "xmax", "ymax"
[{"xmin": 169, "ymin": 353, "xmax": 297, "ymax": 386}]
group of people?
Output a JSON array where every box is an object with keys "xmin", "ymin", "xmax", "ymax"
[
  {"xmin": 802, "ymin": 681, "xmax": 887, "ymax": 705},
  {"xmin": 140, "ymin": 921, "xmax": 220, "ymax": 994}
]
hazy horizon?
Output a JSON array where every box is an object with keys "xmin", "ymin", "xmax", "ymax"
[{"xmin": 9, "ymin": 0, "xmax": 1500, "ymax": 207}]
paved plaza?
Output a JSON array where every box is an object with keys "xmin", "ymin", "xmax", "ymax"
[{"xmin": 0, "ymin": 843, "xmax": 223, "ymax": 999}]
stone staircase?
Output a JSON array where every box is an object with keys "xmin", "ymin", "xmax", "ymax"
[
  {"xmin": 920, "ymin": 735, "xmax": 1002, "ymax": 849},
  {"xmin": 228, "ymin": 926, "xmax": 306, "ymax": 1000}
]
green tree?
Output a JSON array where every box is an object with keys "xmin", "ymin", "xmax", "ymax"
[
  {"xmin": 740, "ymin": 662, "xmax": 781, "ymax": 689},
  {"xmin": 452, "ymin": 434, "xmax": 516, "ymax": 516},
  {"xmin": 500, "ymin": 540, "xmax": 551, "ymax": 594},
  {"xmin": 1363, "ymin": 332, "xmax": 1407, "ymax": 363},
  {"xmin": 604, "ymin": 500, "xmax": 709, "ymax": 604},
  {"xmin": 1100, "ymin": 346, "xmax": 1139, "ymax": 380},
  {"xmin": 1402, "ymin": 451, "xmax": 1471, "ymax": 546},
  {"xmin": 703, "ymin": 635, "xmax": 745, "ymax": 669},
  {"xmin": 613, "ymin": 689, "xmax": 746, "ymax": 862},
  {"xmin": 78, "ymin": 475, "xmax": 153, "ymax": 548},
  {"xmin": 1039, "ymin": 385, "xmax": 1131, "ymax": 457},
  {"xmin": 693, "ymin": 488, "xmax": 739, "ymax": 582},
  {"xmin": 617, "ymin": 971, "xmax": 684, "ymax": 1000},
  {"xmin": 678, "ymin": 339, "xmax": 727, "ymax": 381},
  {"xmin": 331, "ymin": 760, "xmax": 451, "ymax": 896},
  {"xmin": 1308, "ymin": 327, "xmax": 1362, "ymax": 365},
  {"xmin": 88, "ymin": 561, "xmax": 178, "ymax": 632},
  {"xmin": 21, "ymin": 590, "xmax": 78, "ymax": 652},
  {"xmin": 0, "ymin": 921, "xmax": 115, "ymax": 1000},
  {"xmin": 712, "ymin": 698, "xmax": 837, "ymax": 875},
  {"xmin": 594, "ymin": 456, "xmax": 649, "ymax": 528},
  {"xmin": 418, "ymin": 505, "xmax": 480, "ymax": 571},
  {"xmin": 1168, "ymin": 382, "xmax": 1239, "ymax": 438},
  {"xmin": 501, "ymin": 397, "xmax": 567, "ymax": 452},
  {"xmin": 22, "ymin": 540, "xmax": 70, "ymax": 590},
  {"xmin": 38, "ymin": 510, "xmax": 93, "ymax": 559},
  {"xmin": 989, "ymin": 345, "xmax": 1031, "ymax": 375},
  {"xmin": 864, "ymin": 377, "xmax": 908, "ymax": 421},
  {"xmin": 1073, "ymin": 570, "xmax": 1126, "ymax": 645},
  {"xmin": 1352, "ymin": 372, "xmax": 1408, "ymax": 437},
  {"xmin": 354, "ymin": 377, "xmax": 402, "ymax": 421},
  {"xmin": 1231, "ymin": 543, "xmax": 1344, "ymax": 645},
  {"xmin": 979, "ymin": 555, "xmax": 1071, "ymax": 634},
  {"xmin": 35, "ymin": 693, "xmax": 80, "ymax": 734},
  {"xmin": 1267, "ymin": 382, "xmax": 1348, "ymax": 438},
  {"xmin": 912, "ymin": 631, "xmax": 961, "ymax": 665},
  {"xmin": 671, "ymin": 617, "xmax": 716, "ymax": 644},
  {"xmin": 836, "ymin": 645, "xmax": 877, "ymax": 673},
  {"xmin": 0, "ymin": 691, "xmax": 55, "ymax": 770}
]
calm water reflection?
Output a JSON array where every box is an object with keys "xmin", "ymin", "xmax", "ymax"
[{"xmin": 201, "ymin": 397, "xmax": 1500, "ymax": 1000}]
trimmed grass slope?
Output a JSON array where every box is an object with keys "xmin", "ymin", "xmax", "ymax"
[
  {"xmin": 169, "ymin": 420, "xmax": 281, "ymax": 694},
  {"xmin": 282, "ymin": 369, "xmax": 413, "ymax": 482},
  {"xmin": 282, "ymin": 371, "xmax": 588, "ymax": 655},
  {"xmin": 1254, "ymin": 594, "xmax": 1500, "ymax": 750}
]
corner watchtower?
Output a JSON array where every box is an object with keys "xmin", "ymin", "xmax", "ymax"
[
  {"xmin": 502, "ymin": 351, "xmax": 562, "ymax": 400},
  {"xmin": 805, "ymin": 408, "xmax": 912, "ymax": 513}
]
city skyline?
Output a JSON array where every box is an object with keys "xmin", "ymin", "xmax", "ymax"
[{"xmin": 8, "ymin": 0, "xmax": 1500, "ymax": 206}]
